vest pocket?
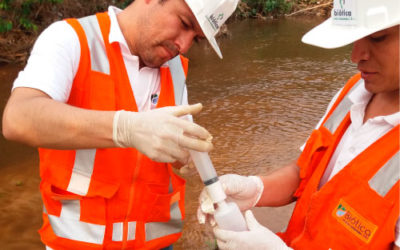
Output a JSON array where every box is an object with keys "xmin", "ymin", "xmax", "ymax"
[
  {"xmin": 295, "ymin": 129, "xmax": 331, "ymax": 197},
  {"xmin": 42, "ymin": 181, "xmax": 107, "ymax": 225},
  {"xmin": 303, "ymin": 173, "xmax": 394, "ymax": 248},
  {"xmin": 337, "ymin": 177, "xmax": 395, "ymax": 245},
  {"xmin": 137, "ymin": 176, "xmax": 185, "ymax": 223}
]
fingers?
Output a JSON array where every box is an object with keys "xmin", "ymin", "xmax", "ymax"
[
  {"xmin": 159, "ymin": 140, "xmax": 190, "ymax": 164},
  {"xmin": 178, "ymin": 118, "xmax": 212, "ymax": 141},
  {"xmin": 197, "ymin": 188, "xmax": 217, "ymax": 226},
  {"xmin": 197, "ymin": 206, "xmax": 207, "ymax": 224},
  {"xmin": 158, "ymin": 104, "xmax": 214, "ymax": 151},
  {"xmin": 199, "ymin": 189, "xmax": 215, "ymax": 213},
  {"xmin": 244, "ymin": 210, "xmax": 260, "ymax": 230},
  {"xmin": 216, "ymin": 238, "xmax": 229, "ymax": 250},
  {"xmin": 213, "ymin": 227, "xmax": 236, "ymax": 247},
  {"xmin": 173, "ymin": 122, "xmax": 213, "ymax": 152},
  {"xmin": 178, "ymin": 134, "xmax": 213, "ymax": 152},
  {"xmin": 219, "ymin": 174, "xmax": 249, "ymax": 196},
  {"xmin": 162, "ymin": 113, "xmax": 213, "ymax": 152},
  {"xmin": 169, "ymin": 103, "xmax": 203, "ymax": 117},
  {"xmin": 179, "ymin": 161, "xmax": 197, "ymax": 175},
  {"xmin": 171, "ymin": 161, "xmax": 184, "ymax": 169}
]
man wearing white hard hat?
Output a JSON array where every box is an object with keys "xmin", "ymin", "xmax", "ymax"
[
  {"xmin": 2, "ymin": 0, "xmax": 239, "ymax": 249},
  {"xmin": 198, "ymin": 0, "xmax": 400, "ymax": 249}
]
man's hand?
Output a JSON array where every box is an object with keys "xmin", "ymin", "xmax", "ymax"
[
  {"xmin": 214, "ymin": 210, "xmax": 291, "ymax": 250},
  {"xmin": 197, "ymin": 174, "xmax": 264, "ymax": 225},
  {"xmin": 113, "ymin": 103, "xmax": 213, "ymax": 163}
]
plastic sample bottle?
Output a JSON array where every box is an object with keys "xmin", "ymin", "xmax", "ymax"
[{"xmin": 189, "ymin": 150, "xmax": 247, "ymax": 231}]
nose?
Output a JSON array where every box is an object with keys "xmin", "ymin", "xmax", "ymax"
[
  {"xmin": 351, "ymin": 38, "xmax": 370, "ymax": 63},
  {"xmin": 176, "ymin": 31, "xmax": 196, "ymax": 54}
]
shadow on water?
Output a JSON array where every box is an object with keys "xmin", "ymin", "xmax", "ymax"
[{"xmin": 0, "ymin": 17, "xmax": 357, "ymax": 249}]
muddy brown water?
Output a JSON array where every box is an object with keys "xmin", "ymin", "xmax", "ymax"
[{"xmin": 0, "ymin": 18, "xmax": 357, "ymax": 249}]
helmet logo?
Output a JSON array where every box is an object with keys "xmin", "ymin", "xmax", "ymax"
[
  {"xmin": 206, "ymin": 13, "xmax": 225, "ymax": 31},
  {"xmin": 340, "ymin": 0, "xmax": 345, "ymax": 9},
  {"xmin": 332, "ymin": 0, "xmax": 356, "ymax": 25}
]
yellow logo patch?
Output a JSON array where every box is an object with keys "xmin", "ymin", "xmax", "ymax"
[{"xmin": 332, "ymin": 199, "xmax": 378, "ymax": 243}]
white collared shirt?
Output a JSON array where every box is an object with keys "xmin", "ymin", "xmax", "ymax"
[
  {"xmin": 306, "ymin": 81, "xmax": 400, "ymax": 246},
  {"xmin": 13, "ymin": 6, "xmax": 188, "ymax": 111},
  {"xmin": 319, "ymin": 82, "xmax": 399, "ymax": 185}
]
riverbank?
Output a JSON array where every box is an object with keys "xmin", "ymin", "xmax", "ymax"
[{"xmin": 0, "ymin": 0, "xmax": 332, "ymax": 64}]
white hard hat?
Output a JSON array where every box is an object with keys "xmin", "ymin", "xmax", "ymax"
[
  {"xmin": 185, "ymin": 0, "xmax": 240, "ymax": 58},
  {"xmin": 302, "ymin": 0, "xmax": 400, "ymax": 49}
]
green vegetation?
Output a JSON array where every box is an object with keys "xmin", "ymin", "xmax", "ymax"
[
  {"xmin": 240, "ymin": 0, "xmax": 294, "ymax": 18},
  {"xmin": 0, "ymin": 0, "xmax": 330, "ymax": 63},
  {"xmin": 1, "ymin": 0, "xmax": 62, "ymax": 33},
  {"xmin": 0, "ymin": 0, "xmax": 299, "ymax": 34},
  {"xmin": 0, "ymin": 0, "xmax": 132, "ymax": 34}
]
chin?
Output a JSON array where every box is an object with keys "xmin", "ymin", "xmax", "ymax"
[
  {"xmin": 142, "ymin": 58, "xmax": 164, "ymax": 68},
  {"xmin": 363, "ymin": 79, "xmax": 380, "ymax": 94},
  {"xmin": 140, "ymin": 52, "xmax": 167, "ymax": 68},
  {"xmin": 364, "ymin": 83, "xmax": 376, "ymax": 94}
]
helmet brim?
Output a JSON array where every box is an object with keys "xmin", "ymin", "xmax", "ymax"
[
  {"xmin": 185, "ymin": 0, "xmax": 223, "ymax": 59},
  {"xmin": 302, "ymin": 17, "xmax": 400, "ymax": 49}
]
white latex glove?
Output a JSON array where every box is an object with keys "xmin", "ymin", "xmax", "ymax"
[
  {"xmin": 113, "ymin": 103, "xmax": 213, "ymax": 163},
  {"xmin": 197, "ymin": 174, "xmax": 264, "ymax": 225},
  {"xmin": 214, "ymin": 210, "xmax": 291, "ymax": 250}
]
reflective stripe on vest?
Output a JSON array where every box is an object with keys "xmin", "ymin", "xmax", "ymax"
[
  {"xmin": 284, "ymin": 74, "xmax": 399, "ymax": 248},
  {"xmin": 323, "ymin": 79, "xmax": 363, "ymax": 133},
  {"xmin": 78, "ymin": 15, "xmax": 110, "ymax": 74},
  {"xmin": 81, "ymin": 15, "xmax": 187, "ymax": 106},
  {"xmin": 110, "ymin": 181, "xmax": 179, "ymax": 242},
  {"xmin": 168, "ymin": 55, "xmax": 187, "ymax": 106},
  {"xmin": 47, "ymin": 200, "xmax": 106, "ymax": 244},
  {"xmin": 112, "ymin": 222, "xmax": 136, "ymax": 241},
  {"xmin": 145, "ymin": 202, "xmax": 183, "ymax": 241},
  {"xmin": 66, "ymin": 16, "xmax": 187, "ymax": 196},
  {"xmin": 65, "ymin": 15, "xmax": 107, "ymax": 196},
  {"xmin": 67, "ymin": 149, "xmax": 96, "ymax": 195},
  {"xmin": 53, "ymin": 13, "xmax": 185, "ymax": 245},
  {"xmin": 323, "ymin": 78, "xmax": 399, "ymax": 197},
  {"xmin": 369, "ymin": 151, "xmax": 400, "ymax": 196}
]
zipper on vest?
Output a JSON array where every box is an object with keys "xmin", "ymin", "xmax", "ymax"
[{"xmin": 122, "ymin": 152, "xmax": 143, "ymax": 249}]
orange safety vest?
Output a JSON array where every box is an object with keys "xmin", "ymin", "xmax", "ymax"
[
  {"xmin": 38, "ymin": 12, "xmax": 190, "ymax": 249},
  {"xmin": 279, "ymin": 73, "xmax": 400, "ymax": 249}
]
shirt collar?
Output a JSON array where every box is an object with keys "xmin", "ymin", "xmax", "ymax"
[
  {"xmin": 108, "ymin": 6, "xmax": 130, "ymax": 51},
  {"xmin": 349, "ymin": 79, "xmax": 399, "ymax": 126}
]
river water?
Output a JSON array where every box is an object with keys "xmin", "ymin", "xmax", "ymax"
[{"xmin": 0, "ymin": 18, "xmax": 357, "ymax": 249}]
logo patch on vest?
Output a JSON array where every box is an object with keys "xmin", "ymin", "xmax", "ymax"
[
  {"xmin": 332, "ymin": 199, "xmax": 378, "ymax": 243},
  {"xmin": 151, "ymin": 94, "xmax": 159, "ymax": 105}
]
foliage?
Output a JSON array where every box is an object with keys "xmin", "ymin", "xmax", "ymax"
[
  {"xmin": 241, "ymin": 0, "xmax": 293, "ymax": 17},
  {"xmin": 0, "ymin": 0, "xmax": 132, "ymax": 34},
  {"xmin": 0, "ymin": 17, "xmax": 12, "ymax": 32},
  {"xmin": 0, "ymin": 0, "xmax": 62, "ymax": 33}
]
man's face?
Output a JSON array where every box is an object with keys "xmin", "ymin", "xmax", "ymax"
[
  {"xmin": 351, "ymin": 26, "xmax": 399, "ymax": 94},
  {"xmin": 135, "ymin": 0, "xmax": 205, "ymax": 68}
]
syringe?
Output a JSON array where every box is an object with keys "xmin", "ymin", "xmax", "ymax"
[{"xmin": 189, "ymin": 150, "xmax": 248, "ymax": 231}]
